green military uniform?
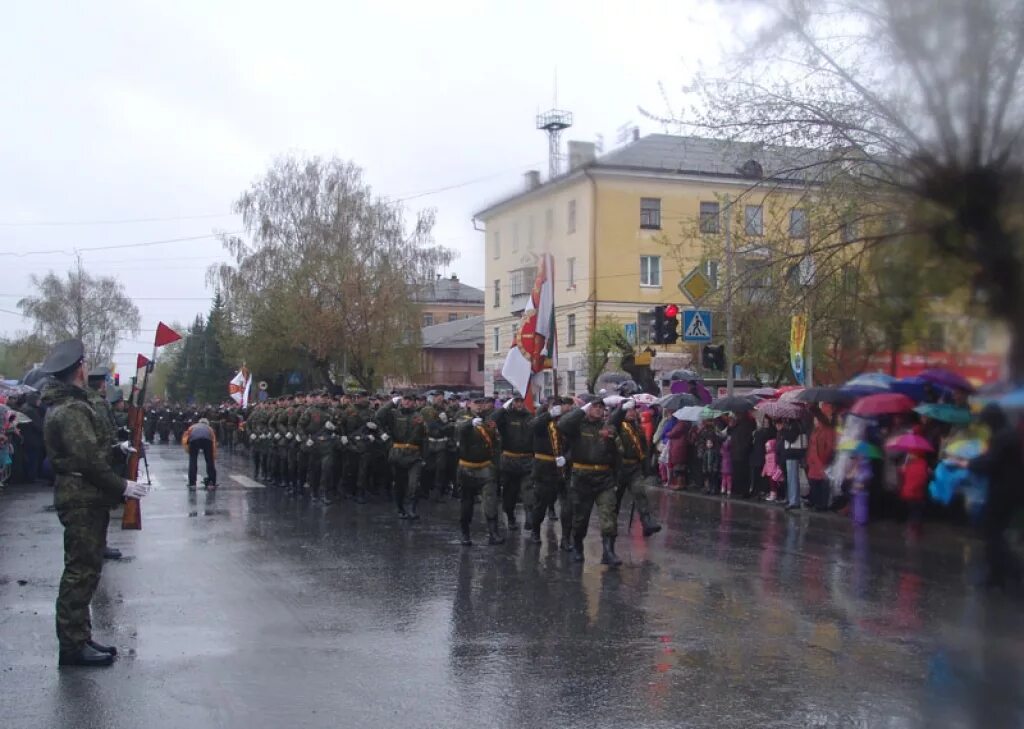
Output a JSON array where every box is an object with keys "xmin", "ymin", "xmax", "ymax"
[
  {"xmin": 609, "ymin": 404, "xmax": 662, "ymax": 537},
  {"xmin": 529, "ymin": 403, "xmax": 573, "ymax": 548},
  {"xmin": 490, "ymin": 401, "xmax": 535, "ymax": 530},
  {"xmin": 285, "ymin": 400, "xmax": 303, "ymax": 491},
  {"xmin": 557, "ymin": 403, "xmax": 623, "ymax": 565},
  {"xmin": 297, "ymin": 399, "xmax": 330, "ymax": 499},
  {"xmin": 456, "ymin": 407, "xmax": 502, "ymax": 545},
  {"xmin": 342, "ymin": 395, "xmax": 376, "ymax": 501},
  {"xmin": 376, "ymin": 399, "xmax": 426, "ymax": 519},
  {"xmin": 419, "ymin": 396, "xmax": 451, "ymax": 502}
]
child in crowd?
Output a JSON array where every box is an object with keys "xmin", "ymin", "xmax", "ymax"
[
  {"xmin": 762, "ymin": 437, "xmax": 784, "ymax": 501},
  {"xmin": 720, "ymin": 435, "xmax": 733, "ymax": 497}
]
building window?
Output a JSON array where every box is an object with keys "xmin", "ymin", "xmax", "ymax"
[
  {"xmin": 703, "ymin": 260, "xmax": 719, "ymax": 289},
  {"xmin": 568, "ymin": 200, "xmax": 577, "ymax": 233},
  {"xmin": 509, "ymin": 267, "xmax": 536, "ymax": 298},
  {"xmin": 493, "ymin": 279, "xmax": 500, "ymax": 307},
  {"xmin": 640, "ymin": 198, "xmax": 661, "ymax": 229},
  {"xmin": 545, "ymin": 208, "xmax": 554, "ymax": 238},
  {"xmin": 640, "ymin": 255, "xmax": 662, "ymax": 287},
  {"xmin": 567, "ymin": 257, "xmax": 576, "ymax": 289},
  {"xmin": 699, "ymin": 201, "xmax": 720, "ymax": 234},
  {"xmin": 512, "ymin": 222, "xmax": 519, "ymax": 253},
  {"xmin": 744, "ymin": 205, "xmax": 763, "ymax": 236},
  {"xmin": 789, "ymin": 208, "xmax": 808, "ymax": 238},
  {"xmin": 492, "ymin": 231, "xmax": 501, "ymax": 259},
  {"xmin": 448, "ymin": 313, "xmax": 459, "ymax": 322},
  {"xmin": 422, "ymin": 313, "xmax": 434, "ymax": 327},
  {"xmin": 638, "ymin": 310, "xmax": 655, "ymax": 344},
  {"xmin": 477, "ymin": 353, "xmax": 484, "ymax": 371},
  {"xmin": 493, "ymin": 327, "xmax": 500, "ymax": 353},
  {"xmin": 566, "ymin": 371, "xmax": 576, "ymax": 395},
  {"xmin": 567, "ymin": 314, "xmax": 577, "ymax": 347},
  {"xmin": 927, "ymin": 322, "xmax": 945, "ymax": 352}
]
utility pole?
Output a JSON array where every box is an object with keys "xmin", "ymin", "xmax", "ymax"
[{"xmin": 724, "ymin": 194, "xmax": 735, "ymax": 396}]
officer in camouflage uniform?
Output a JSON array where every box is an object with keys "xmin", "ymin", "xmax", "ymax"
[
  {"xmin": 557, "ymin": 395, "xmax": 624, "ymax": 566},
  {"xmin": 609, "ymin": 398, "xmax": 662, "ymax": 537},
  {"xmin": 490, "ymin": 393, "xmax": 535, "ymax": 531},
  {"xmin": 85, "ymin": 366, "xmax": 133, "ymax": 559},
  {"xmin": 40, "ymin": 340, "xmax": 151, "ymax": 667},
  {"xmin": 376, "ymin": 392, "xmax": 423, "ymax": 520},
  {"xmin": 456, "ymin": 397, "xmax": 502, "ymax": 546},
  {"xmin": 528, "ymin": 397, "xmax": 574, "ymax": 548}
]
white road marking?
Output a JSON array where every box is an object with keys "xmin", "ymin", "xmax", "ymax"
[{"xmin": 230, "ymin": 474, "xmax": 265, "ymax": 489}]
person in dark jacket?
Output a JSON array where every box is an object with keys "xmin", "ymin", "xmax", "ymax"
[
  {"xmin": 778, "ymin": 418, "xmax": 808, "ymax": 511},
  {"xmin": 968, "ymin": 404, "xmax": 1023, "ymax": 588},
  {"xmin": 728, "ymin": 411, "xmax": 756, "ymax": 498}
]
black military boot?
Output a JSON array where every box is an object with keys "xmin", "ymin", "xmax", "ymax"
[
  {"xmin": 560, "ymin": 531, "xmax": 574, "ymax": 552},
  {"xmin": 530, "ymin": 526, "xmax": 542, "ymax": 544},
  {"xmin": 506, "ymin": 511, "xmax": 519, "ymax": 531},
  {"xmin": 88, "ymin": 639, "xmax": 117, "ymax": 656},
  {"xmin": 407, "ymin": 498, "xmax": 420, "ymax": 521},
  {"xmin": 601, "ymin": 536, "xmax": 623, "ymax": 567},
  {"xmin": 59, "ymin": 642, "xmax": 115, "ymax": 667},
  {"xmin": 460, "ymin": 523, "xmax": 473, "ymax": 547},
  {"xmin": 523, "ymin": 513, "xmax": 534, "ymax": 532},
  {"xmin": 572, "ymin": 537, "xmax": 585, "ymax": 562},
  {"xmin": 641, "ymin": 512, "xmax": 662, "ymax": 537},
  {"xmin": 103, "ymin": 546, "xmax": 122, "ymax": 560},
  {"xmin": 486, "ymin": 518, "xmax": 505, "ymax": 545}
]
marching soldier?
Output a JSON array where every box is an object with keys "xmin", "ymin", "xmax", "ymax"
[
  {"xmin": 39, "ymin": 339, "xmax": 151, "ymax": 666},
  {"xmin": 529, "ymin": 397, "xmax": 574, "ymax": 548},
  {"xmin": 609, "ymin": 398, "xmax": 662, "ymax": 537},
  {"xmin": 376, "ymin": 392, "xmax": 422, "ymax": 520},
  {"xmin": 420, "ymin": 391, "xmax": 450, "ymax": 502},
  {"xmin": 297, "ymin": 392, "xmax": 330, "ymax": 501},
  {"xmin": 456, "ymin": 397, "xmax": 502, "ymax": 546},
  {"xmin": 341, "ymin": 390, "xmax": 374, "ymax": 503},
  {"xmin": 490, "ymin": 393, "xmax": 535, "ymax": 531},
  {"xmin": 557, "ymin": 395, "xmax": 624, "ymax": 566}
]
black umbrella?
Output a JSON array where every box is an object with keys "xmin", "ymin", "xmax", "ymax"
[
  {"xmin": 710, "ymin": 395, "xmax": 756, "ymax": 413},
  {"xmin": 794, "ymin": 387, "xmax": 855, "ymax": 405},
  {"xmin": 22, "ymin": 367, "xmax": 51, "ymax": 388},
  {"xmin": 658, "ymin": 393, "xmax": 700, "ymax": 410},
  {"xmin": 668, "ymin": 369, "xmax": 701, "ymax": 382}
]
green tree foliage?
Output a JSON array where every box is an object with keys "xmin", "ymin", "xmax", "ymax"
[
  {"xmin": 585, "ymin": 317, "xmax": 630, "ymax": 393},
  {"xmin": 209, "ymin": 156, "xmax": 453, "ymax": 391},
  {"xmin": 0, "ymin": 334, "xmax": 48, "ymax": 380},
  {"xmin": 162, "ymin": 296, "xmax": 233, "ymax": 404}
]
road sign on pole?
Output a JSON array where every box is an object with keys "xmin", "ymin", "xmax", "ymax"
[
  {"xmin": 683, "ymin": 309, "xmax": 713, "ymax": 342},
  {"xmin": 678, "ymin": 266, "xmax": 714, "ymax": 306}
]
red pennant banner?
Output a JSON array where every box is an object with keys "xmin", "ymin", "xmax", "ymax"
[
  {"xmin": 136, "ymin": 354, "xmax": 151, "ymax": 370},
  {"xmin": 154, "ymin": 322, "xmax": 182, "ymax": 347}
]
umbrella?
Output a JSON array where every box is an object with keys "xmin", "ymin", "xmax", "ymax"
[
  {"xmin": 668, "ymin": 369, "xmax": 701, "ymax": 382},
  {"xmin": 778, "ymin": 387, "xmax": 806, "ymax": 403},
  {"xmin": 633, "ymin": 393, "xmax": 658, "ymax": 406},
  {"xmin": 795, "ymin": 386, "xmax": 855, "ymax": 405},
  {"xmin": 943, "ymin": 437, "xmax": 985, "ymax": 460},
  {"xmin": 850, "ymin": 393, "xmax": 916, "ymax": 417},
  {"xmin": 21, "ymin": 367, "xmax": 50, "ymax": 388},
  {"xmin": 699, "ymin": 407, "xmax": 726, "ymax": 420},
  {"xmin": 755, "ymin": 400, "xmax": 804, "ymax": 419},
  {"xmin": 0, "ymin": 382, "xmax": 37, "ymax": 396},
  {"xmin": 920, "ymin": 368, "xmax": 975, "ymax": 393},
  {"xmin": 995, "ymin": 388, "xmax": 1024, "ymax": 411},
  {"xmin": 914, "ymin": 403, "xmax": 972, "ymax": 425},
  {"xmin": 846, "ymin": 373, "xmax": 895, "ymax": 390},
  {"xmin": 673, "ymin": 406, "xmax": 706, "ymax": 422},
  {"xmin": 891, "ymin": 376, "xmax": 929, "ymax": 402},
  {"xmin": 658, "ymin": 393, "xmax": 700, "ymax": 410},
  {"xmin": 710, "ymin": 395, "xmax": 756, "ymax": 413},
  {"xmin": 840, "ymin": 384, "xmax": 889, "ymax": 399},
  {"xmin": 838, "ymin": 439, "xmax": 884, "ymax": 459},
  {"xmin": 750, "ymin": 387, "xmax": 778, "ymax": 399},
  {"xmin": 885, "ymin": 433, "xmax": 935, "ymax": 453}
]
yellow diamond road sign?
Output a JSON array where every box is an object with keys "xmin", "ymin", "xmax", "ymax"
[{"xmin": 679, "ymin": 267, "xmax": 713, "ymax": 305}]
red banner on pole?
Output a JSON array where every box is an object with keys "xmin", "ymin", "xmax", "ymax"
[
  {"xmin": 136, "ymin": 353, "xmax": 151, "ymax": 370},
  {"xmin": 154, "ymin": 322, "xmax": 182, "ymax": 347}
]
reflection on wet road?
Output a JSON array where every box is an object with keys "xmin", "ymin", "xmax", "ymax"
[{"xmin": 1, "ymin": 445, "xmax": 1020, "ymax": 728}]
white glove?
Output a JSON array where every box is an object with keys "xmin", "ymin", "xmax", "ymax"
[
  {"xmin": 285, "ymin": 432, "xmax": 294, "ymax": 440},
  {"xmin": 274, "ymin": 433, "xmax": 282, "ymax": 440},
  {"xmin": 123, "ymin": 480, "xmax": 150, "ymax": 499},
  {"xmin": 582, "ymin": 402, "xmax": 594, "ymax": 414},
  {"xmin": 115, "ymin": 440, "xmax": 136, "ymax": 454},
  {"xmin": 392, "ymin": 396, "xmax": 401, "ymax": 405},
  {"xmin": 472, "ymin": 417, "xmax": 483, "ymax": 427},
  {"xmin": 623, "ymin": 399, "xmax": 637, "ymax": 411},
  {"xmin": 503, "ymin": 398, "xmax": 514, "ymax": 410},
  {"xmin": 555, "ymin": 456, "xmax": 567, "ymax": 467},
  {"xmin": 324, "ymin": 421, "xmax": 336, "ymax": 431},
  {"xmin": 439, "ymin": 412, "xmax": 448, "ymax": 423},
  {"xmin": 340, "ymin": 435, "xmax": 349, "ymax": 445},
  {"xmin": 550, "ymin": 405, "xmax": 562, "ymax": 417},
  {"xmin": 305, "ymin": 439, "xmax": 314, "ymax": 447},
  {"xmin": 603, "ymin": 395, "xmax": 625, "ymax": 407},
  {"xmin": 367, "ymin": 434, "xmax": 376, "ymax": 442},
  {"xmin": 366, "ymin": 421, "xmax": 378, "ymax": 431},
  {"xmin": 380, "ymin": 433, "xmax": 390, "ymax": 442}
]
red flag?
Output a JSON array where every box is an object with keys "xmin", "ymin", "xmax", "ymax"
[
  {"xmin": 154, "ymin": 322, "xmax": 182, "ymax": 347},
  {"xmin": 136, "ymin": 354, "xmax": 151, "ymax": 370}
]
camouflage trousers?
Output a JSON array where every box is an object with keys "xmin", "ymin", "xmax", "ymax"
[
  {"xmin": 56, "ymin": 506, "xmax": 109, "ymax": 653},
  {"xmin": 570, "ymin": 469, "xmax": 618, "ymax": 539},
  {"xmin": 458, "ymin": 463, "xmax": 498, "ymax": 529},
  {"xmin": 616, "ymin": 465, "xmax": 652, "ymax": 517}
]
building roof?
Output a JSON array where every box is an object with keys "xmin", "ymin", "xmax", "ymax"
[
  {"xmin": 421, "ymin": 315, "xmax": 484, "ymax": 350},
  {"xmin": 474, "ymin": 133, "xmax": 824, "ymax": 220},
  {"xmin": 415, "ymin": 275, "xmax": 484, "ymax": 305}
]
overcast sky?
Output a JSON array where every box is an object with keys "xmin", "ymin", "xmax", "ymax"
[{"xmin": 1, "ymin": 0, "xmax": 730, "ymax": 377}]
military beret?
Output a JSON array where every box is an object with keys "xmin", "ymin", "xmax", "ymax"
[
  {"xmin": 87, "ymin": 365, "xmax": 111, "ymax": 380},
  {"xmin": 40, "ymin": 339, "xmax": 85, "ymax": 375},
  {"xmin": 108, "ymin": 388, "xmax": 124, "ymax": 404},
  {"xmin": 473, "ymin": 396, "xmax": 492, "ymax": 405},
  {"xmin": 351, "ymin": 389, "xmax": 369, "ymax": 397}
]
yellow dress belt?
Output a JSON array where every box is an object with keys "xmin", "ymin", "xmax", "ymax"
[{"xmin": 458, "ymin": 458, "xmax": 492, "ymax": 469}]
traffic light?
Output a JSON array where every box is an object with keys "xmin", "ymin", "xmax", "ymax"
[
  {"xmin": 113, "ymin": 373, "xmax": 120, "ymax": 386},
  {"xmin": 651, "ymin": 305, "xmax": 680, "ymax": 344},
  {"xmin": 702, "ymin": 344, "xmax": 726, "ymax": 371}
]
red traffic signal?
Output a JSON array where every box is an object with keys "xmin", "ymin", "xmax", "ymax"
[{"xmin": 664, "ymin": 304, "xmax": 679, "ymax": 318}]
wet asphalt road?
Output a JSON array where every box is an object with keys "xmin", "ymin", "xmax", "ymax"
[{"xmin": 1, "ymin": 444, "xmax": 1022, "ymax": 729}]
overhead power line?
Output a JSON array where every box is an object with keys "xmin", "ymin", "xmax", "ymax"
[
  {"xmin": 0, "ymin": 213, "xmax": 237, "ymax": 227},
  {"xmin": 0, "ymin": 232, "xmax": 238, "ymax": 258}
]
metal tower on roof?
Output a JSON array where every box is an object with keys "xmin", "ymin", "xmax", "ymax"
[{"xmin": 536, "ymin": 108, "xmax": 572, "ymax": 180}]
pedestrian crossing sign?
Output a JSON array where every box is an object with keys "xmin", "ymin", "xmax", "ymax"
[{"xmin": 683, "ymin": 309, "xmax": 712, "ymax": 342}]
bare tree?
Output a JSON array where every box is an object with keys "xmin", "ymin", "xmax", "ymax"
[
  {"xmin": 209, "ymin": 155, "xmax": 453, "ymax": 391},
  {"xmin": 646, "ymin": 0, "xmax": 1024, "ymax": 375},
  {"xmin": 17, "ymin": 257, "xmax": 141, "ymax": 367}
]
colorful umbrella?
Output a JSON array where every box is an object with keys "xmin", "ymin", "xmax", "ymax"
[
  {"xmin": 920, "ymin": 368, "xmax": 975, "ymax": 393},
  {"xmin": 795, "ymin": 386, "xmax": 856, "ymax": 405},
  {"xmin": 838, "ymin": 439, "xmax": 884, "ymax": 459},
  {"xmin": 943, "ymin": 437, "xmax": 985, "ymax": 460},
  {"xmin": 850, "ymin": 393, "xmax": 916, "ymax": 417},
  {"xmin": 995, "ymin": 388, "xmax": 1024, "ymax": 411},
  {"xmin": 841, "ymin": 384, "xmax": 889, "ymax": 399},
  {"xmin": 891, "ymin": 376, "xmax": 929, "ymax": 401},
  {"xmin": 913, "ymin": 403, "xmax": 972, "ymax": 424},
  {"xmin": 755, "ymin": 400, "xmax": 804, "ymax": 420},
  {"xmin": 699, "ymin": 407, "xmax": 726, "ymax": 420},
  {"xmin": 846, "ymin": 373, "xmax": 895, "ymax": 390},
  {"xmin": 633, "ymin": 393, "xmax": 658, "ymax": 406},
  {"xmin": 750, "ymin": 387, "xmax": 779, "ymax": 400},
  {"xmin": 778, "ymin": 387, "xmax": 806, "ymax": 403},
  {"xmin": 885, "ymin": 433, "xmax": 935, "ymax": 453},
  {"xmin": 673, "ymin": 406, "xmax": 705, "ymax": 422}
]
